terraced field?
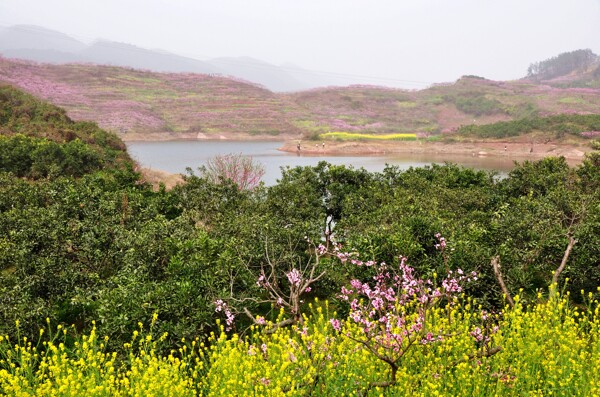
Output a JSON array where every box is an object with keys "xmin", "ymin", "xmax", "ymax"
[{"xmin": 1, "ymin": 57, "xmax": 599, "ymax": 142}]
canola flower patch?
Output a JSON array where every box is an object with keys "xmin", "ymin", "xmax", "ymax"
[
  {"xmin": 320, "ymin": 132, "xmax": 418, "ymax": 141},
  {"xmin": 2, "ymin": 293, "xmax": 600, "ymax": 396}
]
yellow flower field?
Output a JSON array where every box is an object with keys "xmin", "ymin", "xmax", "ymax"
[
  {"xmin": 2, "ymin": 293, "xmax": 600, "ymax": 396},
  {"xmin": 320, "ymin": 132, "xmax": 417, "ymax": 141}
]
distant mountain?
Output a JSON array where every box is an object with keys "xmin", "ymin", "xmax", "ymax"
[
  {"xmin": 0, "ymin": 24, "xmax": 330, "ymax": 92},
  {"xmin": 0, "ymin": 48, "xmax": 82, "ymax": 64},
  {"xmin": 0, "ymin": 25, "xmax": 86, "ymax": 53},
  {"xmin": 280, "ymin": 62, "xmax": 350, "ymax": 89},
  {"xmin": 207, "ymin": 56, "xmax": 309, "ymax": 92},
  {"xmin": 80, "ymin": 40, "xmax": 218, "ymax": 74}
]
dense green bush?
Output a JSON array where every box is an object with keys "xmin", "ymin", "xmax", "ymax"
[
  {"xmin": 1, "ymin": 155, "xmax": 598, "ymax": 350},
  {"xmin": 445, "ymin": 93, "xmax": 504, "ymax": 116},
  {"xmin": 0, "ymin": 84, "xmax": 131, "ymax": 170},
  {"xmin": 458, "ymin": 113, "xmax": 600, "ymax": 139},
  {"xmin": 0, "ymin": 135, "xmax": 104, "ymax": 178}
]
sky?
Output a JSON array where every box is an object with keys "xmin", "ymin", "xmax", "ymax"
[{"xmin": 1, "ymin": 0, "xmax": 599, "ymax": 88}]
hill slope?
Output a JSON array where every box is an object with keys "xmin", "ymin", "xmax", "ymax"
[
  {"xmin": 0, "ymin": 84, "xmax": 132, "ymax": 178},
  {"xmin": 1, "ymin": 57, "xmax": 599, "ymax": 143},
  {"xmin": 0, "ymin": 57, "xmax": 304, "ymax": 140}
]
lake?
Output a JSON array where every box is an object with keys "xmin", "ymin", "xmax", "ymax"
[{"xmin": 126, "ymin": 140, "xmax": 516, "ymax": 185}]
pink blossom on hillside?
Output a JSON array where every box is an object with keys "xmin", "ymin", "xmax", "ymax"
[
  {"xmin": 581, "ymin": 131, "xmax": 600, "ymax": 138},
  {"xmin": 2, "ymin": 68, "xmax": 91, "ymax": 107}
]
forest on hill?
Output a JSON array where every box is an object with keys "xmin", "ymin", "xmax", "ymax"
[{"xmin": 527, "ymin": 49, "xmax": 599, "ymax": 83}]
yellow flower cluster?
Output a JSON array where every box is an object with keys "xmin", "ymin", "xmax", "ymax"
[
  {"xmin": 0, "ymin": 318, "xmax": 198, "ymax": 396},
  {"xmin": 320, "ymin": 132, "xmax": 418, "ymax": 141},
  {"xmin": 2, "ymin": 293, "xmax": 600, "ymax": 396}
]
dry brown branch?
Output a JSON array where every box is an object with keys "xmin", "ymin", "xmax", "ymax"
[
  {"xmin": 450, "ymin": 345, "xmax": 503, "ymax": 368},
  {"xmin": 491, "ymin": 256, "xmax": 514, "ymax": 308},
  {"xmin": 552, "ymin": 235, "xmax": 577, "ymax": 287}
]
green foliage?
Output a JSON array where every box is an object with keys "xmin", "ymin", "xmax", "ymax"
[
  {"xmin": 2, "ymin": 151, "xmax": 599, "ymax": 351},
  {"xmin": 0, "ymin": 135, "xmax": 103, "ymax": 178},
  {"xmin": 0, "ymin": 84, "xmax": 131, "ymax": 175},
  {"xmin": 458, "ymin": 113, "xmax": 600, "ymax": 139},
  {"xmin": 445, "ymin": 93, "xmax": 504, "ymax": 116}
]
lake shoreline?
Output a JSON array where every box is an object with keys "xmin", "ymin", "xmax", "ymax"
[
  {"xmin": 122, "ymin": 134, "xmax": 591, "ymax": 163},
  {"xmin": 127, "ymin": 139, "xmax": 593, "ymax": 189},
  {"xmin": 279, "ymin": 140, "xmax": 591, "ymax": 163}
]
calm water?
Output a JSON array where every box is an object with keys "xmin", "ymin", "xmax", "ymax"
[{"xmin": 126, "ymin": 140, "xmax": 516, "ymax": 185}]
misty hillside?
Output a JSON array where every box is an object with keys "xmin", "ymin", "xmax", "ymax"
[
  {"xmin": 526, "ymin": 49, "xmax": 600, "ymax": 88},
  {"xmin": 0, "ymin": 25, "xmax": 86, "ymax": 53},
  {"xmin": 208, "ymin": 57, "xmax": 308, "ymax": 92},
  {"xmin": 0, "ymin": 25, "xmax": 321, "ymax": 92},
  {"xmin": 79, "ymin": 40, "xmax": 219, "ymax": 75},
  {"xmin": 1, "ymin": 56, "xmax": 599, "ymax": 143}
]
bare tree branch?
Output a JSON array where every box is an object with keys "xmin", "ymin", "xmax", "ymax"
[
  {"xmin": 264, "ymin": 318, "xmax": 296, "ymax": 334},
  {"xmin": 551, "ymin": 235, "xmax": 578, "ymax": 294},
  {"xmin": 450, "ymin": 345, "xmax": 503, "ymax": 368},
  {"xmin": 492, "ymin": 256, "xmax": 514, "ymax": 308}
]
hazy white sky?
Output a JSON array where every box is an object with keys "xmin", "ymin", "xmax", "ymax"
[{"xmin": 1, "ymin": 0, "xmax": 599, "ymax": 88}]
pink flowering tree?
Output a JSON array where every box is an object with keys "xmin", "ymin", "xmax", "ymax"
[
  {"xmin": 213, "ymin": 233, "xmax": 501, "ymax": 392},
  {"xmin": 331, "ymin": 236, "xmax": 501, "ymax": 393},
  {"xmin": 205, "ymin": 153, "xmax": 265, "ymax": 191}
]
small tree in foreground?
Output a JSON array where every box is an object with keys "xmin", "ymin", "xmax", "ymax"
[
  {"xmin": 329, "ymin": 237, "xmax": 501, "ymax": 394},
  {"xmin": 205, "ymin": 153, "xmax": 265, "ymax": 190},
  {"xmin": 215, "ymin": 235, "xmax": 501, "ymax": 394}
]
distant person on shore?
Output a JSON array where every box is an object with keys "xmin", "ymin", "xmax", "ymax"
[
  {"xmin": 322, "ymin": 142, "xmax": 325, "ymax": 149},
  {"xmin": 297, "ymin": 143, "xmax": 301, "ymax": 151}
]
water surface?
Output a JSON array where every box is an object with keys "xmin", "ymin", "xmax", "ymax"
[{"xmin": 126, "ymin": 140, "xmax": 516, "ymax": 185}]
